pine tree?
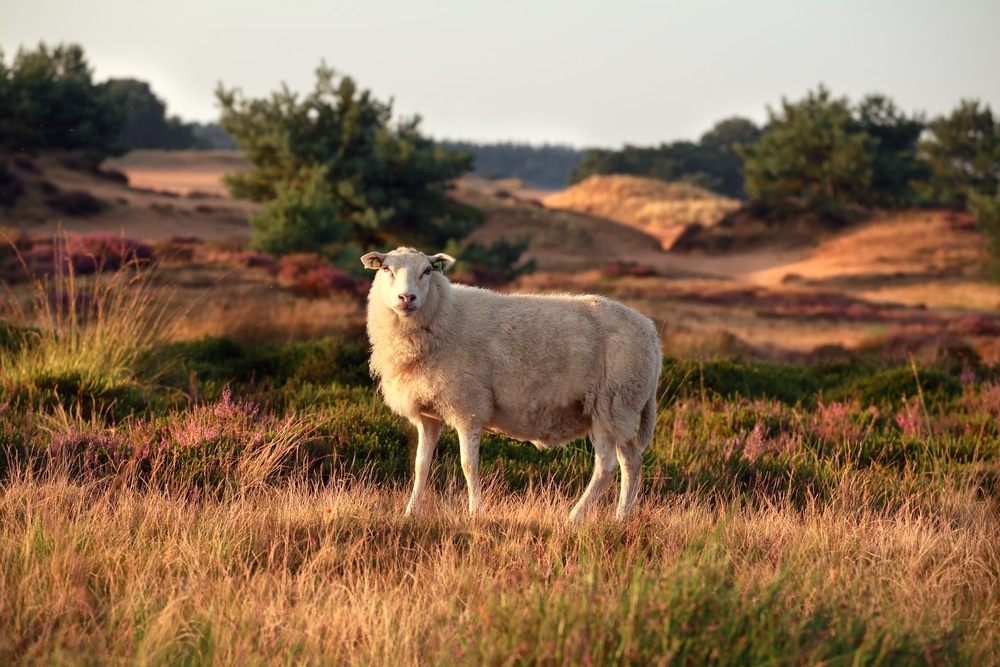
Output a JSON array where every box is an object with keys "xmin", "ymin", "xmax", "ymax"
[
  {"xmin": 918, "ymin": 99, "xmax": 999, "ymax": 208},
  {"xmin": 739, "ymin": 86, "xmax": 874, "ymax": 207},
  {"xmin": 217, "ymin": 64, "xmax": 474, "ymax": 259}
]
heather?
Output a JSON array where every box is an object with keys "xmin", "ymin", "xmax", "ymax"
[{"xmin": 1, "ymin": 265, "xmax": 999, "ymax": 665}]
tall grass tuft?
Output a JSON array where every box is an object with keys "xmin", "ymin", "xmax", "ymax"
[{"xmin": 0, "ymin": 238, "xmax": 173, "ymax": 421}]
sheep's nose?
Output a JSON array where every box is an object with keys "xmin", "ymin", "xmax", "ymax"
[{"xmin": 398, "ymin": 293, "xmax": 417, "ymax": 304}]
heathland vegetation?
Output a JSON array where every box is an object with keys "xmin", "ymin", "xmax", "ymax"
[
  {"xmin": 0, "ymin": 255, "xmax": 998, "ymax": 663},
  {"xmin": 1, "ymin": 40, "xmax": 1000, "ymax": 664}
]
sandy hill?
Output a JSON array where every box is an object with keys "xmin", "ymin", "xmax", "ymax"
[{"xmin": 542, "ymin": 175, "xmax": 740, "ymax": 250}]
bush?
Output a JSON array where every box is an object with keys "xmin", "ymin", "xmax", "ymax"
[
  {"xmin": 155, "ymin": 335, "xmax": 372, "ymax": 400},
  {"xmin": 275, "ymin": 253, "xmax": 367, "ymax": 298},
  {"xmin": 66, "ymin": 233, "xmax": 155, "ymax": 272},
  {"xmin": 662, "ymin": 359, "xmax": 822, "ymax": 407},
  {"xmin": 0, "ymin": 161, "xmax": 26, "ymax": 206},
  {"xmin": 918, "ymin": 99, "xmax": 999, "ymax": 208},
  {"xmin": 969, "ymin": 188, "xmax": 1000, "ymax": 280},
  {"xmin": 447, "ymin": 236, "xmax": 536, "ymax": 286},
  {"xmin": 45, "ymin": 190, "xmax": 103, "ymax": 216},
  {"xmin": 832, "ymin": 366, "xmax": 962, "ymax": 412}
]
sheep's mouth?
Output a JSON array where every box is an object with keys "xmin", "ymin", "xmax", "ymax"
[{"xmin": 396, "ymin": 304, "xmax": 419, "ymax": 316}]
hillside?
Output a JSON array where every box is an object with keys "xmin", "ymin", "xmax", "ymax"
[
  {"xmin": 542, "ymin": 174, "xmax": 740, "ymax": 250},
  {"xmin": 2, "ymin": 150, "xmax": 998, "ymax": 362},
  {"xmin": 1, "ymin": 151, "xmax": 254, "ymax": 241}
]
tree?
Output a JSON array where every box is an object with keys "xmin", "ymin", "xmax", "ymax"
[
  {"xmin": 107, "ymin": 78, "xmax": 203, "ymax": 150},
  {"xmin": 0, "ymin": 42, "xmax": 126, "ymax": 159},
  {"xmin": 969, "ymin": 188, "xmax": 1000, "ymax": 280},
  {"xmin": 217, "ymin": 64, "xmax": 475, "ymax": 260},
  {"xmin": 697, "ymin": 116, "xmax": 762, "ymax": 198},
  {"xmin": 854, "ymin": 94, "xmax": 927, "ymax": 207},
  {"xmin": 918, "ymin": 99, "xmax": 999, "ymax": 208},
  {"xmin": 740, "ymin": 86, "xmax": 875, "ymax": 207}
]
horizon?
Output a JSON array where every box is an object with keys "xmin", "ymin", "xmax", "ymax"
[{"xmin": 2, "ymin": 0, "xmax": 999, "ymax": 149}]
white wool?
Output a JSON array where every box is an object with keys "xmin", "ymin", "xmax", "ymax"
[{"xmin": 362, "ymin": 246, "xmax": 661, "ymax": 524}]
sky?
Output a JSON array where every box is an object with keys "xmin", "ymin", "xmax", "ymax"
[{"xmin": 2, "ymin": 0, "xmax": 998, "ymax": 148}]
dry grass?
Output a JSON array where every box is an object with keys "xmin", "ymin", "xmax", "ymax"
[
  {"xmin": 1, "ymin": 470, "xmax": 996, "ymax": 665},
  {"xmin": 171, "ymin": 291, "xmax": 365, "ymax": 344},
  {"xmin": 543, "ymin": 175, "xmax": 740, "ymax": 249}
]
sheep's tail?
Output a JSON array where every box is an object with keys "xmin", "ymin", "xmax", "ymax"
[{"xmin": 636, "ymin": 393, "xmax": 657, "ymax": 453}]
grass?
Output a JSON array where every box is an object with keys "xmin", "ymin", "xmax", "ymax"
[
  {"xmin": 1, "ymin": 260, "xmax": 999, "ymax": 664},
  {"xmin": 1, "ymin": 472, "xmax": 994, "ymax": 665}
]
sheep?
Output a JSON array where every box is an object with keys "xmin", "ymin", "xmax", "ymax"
[{"xmin": 361, "ymin": 246, "xmax": 662, "ymax": 524}]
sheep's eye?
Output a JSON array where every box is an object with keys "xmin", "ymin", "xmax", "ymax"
[
  {"xmin": 422, "ymin": 267, "xmax": 432, "ymax": 277},
  {"xmin": 381, "ymin": 266, "xmax": 391, "ymax": 273}
]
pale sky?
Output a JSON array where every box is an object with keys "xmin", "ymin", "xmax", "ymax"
[{"xmin": 2, "ymin": 0, "xmax": 998, "ymax": 148}]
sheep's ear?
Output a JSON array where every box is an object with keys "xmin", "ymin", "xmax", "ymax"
[
  {"xmin": 361, "ymin": 252, "xmax": 386, "ymax": 270},
  {"xmin": 430, "ymin": 253, "xmax": 456, "ymax": 272}
]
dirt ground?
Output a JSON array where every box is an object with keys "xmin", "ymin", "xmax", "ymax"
[{"xmin": 3, "ymin": 149, "xmax": 998, "ymax": 362}]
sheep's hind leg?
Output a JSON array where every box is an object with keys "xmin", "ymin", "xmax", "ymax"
[
  {"xmin": 567, "ymin": 427, "xmax": 619, "ymax": 525},
  {"xmin": 458, "ymin": 427, "xmax": 484, "ymax": 516},
  {"xmin": 614, "ymin": 438, "xmax": 643, "ymax": 520},
  {"xmin": 405, "ymin": 415, "xmax": 442, "ymax": 516}
]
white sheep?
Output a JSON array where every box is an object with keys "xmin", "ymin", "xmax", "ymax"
[{"xmin": 361, "ymin": 247, "xmax": 662, "ymax": 524}]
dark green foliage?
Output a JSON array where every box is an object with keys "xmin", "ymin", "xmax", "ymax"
[
  {"xmin": 740, "ymin": 87, "xmax": 930, "ymax": 211},
  {"xmin": 313, "ymin": 402, "xmax": 412, "ymax": 482},
  {"xmin": 662, "ymin": 358, "xmax": 821, "ymax": 406},
  {"xmin": 216, "ymin": 64, "xmax": 475, "ymax": 259},
  {"xmin": 107, "ymin": 78, "xmax": 204, "ymax": 151},
  {"xmin": 832, "ymin": 366, "xmax": 962, "ymax": 412},
  {"xmin": 449, "ymin": 236, "xmax": 536, "ymax": 284},
  {"xmin": 0, "ymin": 320, "xmax": 36, "ymax": 353},
  {"xmin": 918, "ymin": 99, "xmax": 1000, "ymax": 208},
  {"xmin": 153, "ymin": 335, "xmax": 372, "ymax": 399},
  {"xmin": 740, "ymin": 86, "xmax": 876, "ymax": 207},
  {"xmin": 571, "ymin": 116, "xmax": 761, "ymax": 199},
  {"xmin": 0, "ymin": 160, "xmax": 26, "ymax": 205},
  {"xmin": 189, "ymin": 122, "xmax": 238, "ymax": 150},
  {"xmin": 436, "ymin": 140, "xmax": 585, "ymax": 189},
  {"xmin": 969, "ymin": 187, "xmax": 1000, "ymax": 280},
  {"xmin": 44, "ymin": 189, "xmax": 103, "ymax": 216},
  {"xmin": 855, "ymin": 94, "xmax": 929, "ymax": 207},
  {"xmin": 661, "ymin": 357, "xmax": 962, "ymax": 413},
  {"xmin": 0, "ymin": 43, "xmax": 126, "ymax": 160},
  {"xmin": 2, "ymin": 369, "xmax": 151, "ymax": 423}
]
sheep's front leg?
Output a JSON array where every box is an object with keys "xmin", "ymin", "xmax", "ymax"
[
  {"xmin": 457, "ymin": 427, "xmax": 484, "ymax": 516},
  {"xmin": 405, "ymin": 415, "xmax": 442, "ymax": 516},
  {"xmin": 567, "ymin": 426, "xmax": 619, "ymax": 525}
]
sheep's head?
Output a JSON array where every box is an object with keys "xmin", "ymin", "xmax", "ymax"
[{"xmin": 361, "ymin": 247, "xmax": 455, "ymax": 317}]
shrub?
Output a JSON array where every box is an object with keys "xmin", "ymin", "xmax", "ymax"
[
  {"xmin": 275, "ymin": 253, "xmax": 366, "ymax": 298},
  {"xmin": 45, "ymin": 190, "xmax": 104, "ymax": 216},
  {"xmin": 0, "ymin": 161, "xmax": 26, "ymax": 206},
  {"xmin": 833, "ymin": 366, "xmax": 962, "ymax": 411},
  {"xmin": 45, "ymin": 388, "xmax": 310, "ymax": 490},
  {"xmin": 155, "ymin": 335, "xmax": 372, "ymax": 400},
  {"xmin": 662, "ymin": 358, "xmax": 821, "ymax": 407},
  {"xmin": 66, "ymin": 233, "xmax": 155, "ymax": 272}
]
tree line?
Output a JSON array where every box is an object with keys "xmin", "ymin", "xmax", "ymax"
[
  {"xmin": 0, "ymin": 42, "xmax": 234, "ymax": 160},
  {"xmin": 433, "ymin": 141, "xmax": 585, "ymax": 190}
]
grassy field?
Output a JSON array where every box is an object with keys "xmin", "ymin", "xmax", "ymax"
[{"xmin": 1, "ymin": 258, "xmax": 998, "ymax": 666}]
